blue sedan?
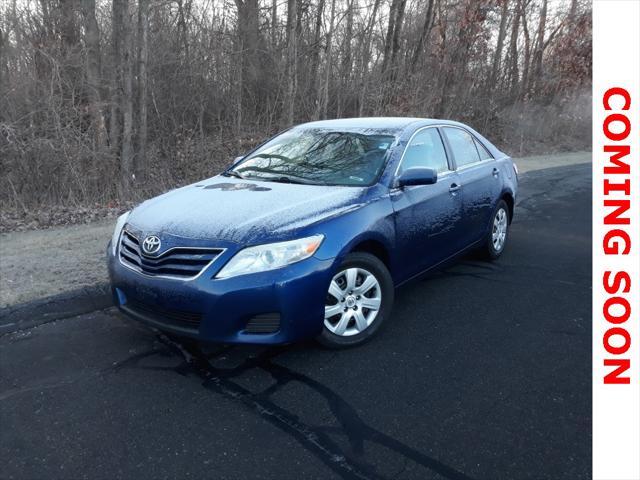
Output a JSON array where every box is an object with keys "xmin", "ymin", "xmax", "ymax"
[{"xmin": 107, "ymin": 118, "xmax": 518, "ymax": 348}]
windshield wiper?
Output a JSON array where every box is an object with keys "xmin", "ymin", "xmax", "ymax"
[
  {"xmin": 222, "ymin": 170, "xmax": 245, "ymax": 179},
  {"xmin": 267, "ymin": 175, "xmax": 321, "ymax": 185}
]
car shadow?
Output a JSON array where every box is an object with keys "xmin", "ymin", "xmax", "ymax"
[{"xmin": 111, "ymin": 328, "xmax": 476, "ymax": 480}]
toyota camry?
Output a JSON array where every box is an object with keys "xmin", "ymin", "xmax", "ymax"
[{"xmin": 107, "ymin": 118, "xmax": 518, "ymax": 348}]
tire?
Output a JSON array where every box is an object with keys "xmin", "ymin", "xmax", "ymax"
[
  {"xmin": 318, "ymin": 252, "xmax": 394, "ymax": 349},
  {"xmin": 482, "ymin": 199, "xmax": 510, "ymax": 260}
]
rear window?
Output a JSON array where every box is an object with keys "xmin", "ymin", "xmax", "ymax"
[
  {"xmin": 474, "ymin": 138, "xmax": 493, "ymax": 161},
  {"xmin": 442, "ymin": 127, "xmax": 480, "ymax": 167}
]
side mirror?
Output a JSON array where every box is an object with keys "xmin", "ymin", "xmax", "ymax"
[
  {"xmin": 231, "ymin": 155, "xmax": 244, "ymax": 166},
  {"xmin": 397, "ymin": 167, "xmax": 438, "ymax": 187}
]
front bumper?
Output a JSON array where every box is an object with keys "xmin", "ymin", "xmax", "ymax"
[{"xmin": 108, "ymin": 244, "xmax": 337, "ymax": 344}]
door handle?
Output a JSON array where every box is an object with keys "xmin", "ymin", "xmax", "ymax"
[
  {"xmin": 492, "ymin": 167, "xmax": 500, "ymax": 177},
  {"xmin": 449, "ymin": 183, "xmax": 461, "ymax": 194}
]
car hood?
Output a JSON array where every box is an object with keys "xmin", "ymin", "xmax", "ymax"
[{"xmin": 127, "ymin": 177, "xmax": 368, "ymax": 244}]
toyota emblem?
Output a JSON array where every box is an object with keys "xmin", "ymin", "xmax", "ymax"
[{"xmin": 142, "ymin": 235, "xmax": 161, "ymax": 255}]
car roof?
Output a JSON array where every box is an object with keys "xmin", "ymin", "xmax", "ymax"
[{"xmin": 295, "ymin": 117, "xmax": 462, "ymax": 131}]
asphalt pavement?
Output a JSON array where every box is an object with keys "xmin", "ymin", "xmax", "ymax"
[{"xmin": 0, "ymin": 162, "xmax": 591, "ymax": 480}]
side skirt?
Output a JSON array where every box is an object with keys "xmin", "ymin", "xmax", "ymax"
[{"xmin": 393, "ymin": 238, "xmax": 485, "ymax": 288}]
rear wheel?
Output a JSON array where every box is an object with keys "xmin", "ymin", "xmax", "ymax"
[
  {"xmin": 318, "ymin": 252, "xmax": 394, "ymax": 349},
  {"xmin": 482, "ymin": 199, "xmax": 510, "ymax": 260}
]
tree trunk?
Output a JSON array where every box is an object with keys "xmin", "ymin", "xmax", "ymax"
[
  {"xmin": 381, "ymin": 0, "xmax": 400, "ymax": 74},
  {"xmin": 490, "ymin": 0, "xmax": 509, "ymax": 88},
  {"xmin": 520, "ymin": 2, "xmax": 531, "ymax": 99},
  {"xmin": 110, "ymin": 0, "xmax": 124, "ymax": 153},
  {"xmin": 271, "ymin": 0, "xmax": 278, "ymax": 48},
  {"xmin": 235, "ymin": 41, "xmax": 243, "ymax": 137},
  {"xmin": 532, "ymin": 0, "xmax": 547, "ymax": 94},
  {"xmin": 285, "ymin": 0, "xmax": 297, "ymax": 125},
  {"xmin": 120, "ymin": 0, "xmax": 134, "ymax": 188},
  {"xmin": 410, "ymin": 0, "xmax": 435, "ymax": 74},
  {"xmin": 81, "ymin": 0, "xmax": 106, "ymax": 149},
  {"xmin": 337, "ymin": 0, "xmax": 354, "ymax": 116},
  {"xmin": 0, "ymin": 27, "xmax": 5, "ymax": 88},
  {"xmin": 569, "ymin": 0, "xmax": 577, "ymax": 21},
  {"xmin": 176, "ymin": 0, "xmax": 190, "ymax": 61},
  {"xmin": 357, "ymin": 0, "xmax": 382, "ymax": 116},
  {"xmin": 58, "ymin": 0, "xmax": 80, "ymax": 92},
  {"xmin": 319, "ymin": 0, "xmax": 336, "ymax": 119},
  {"xmin": 235, "ymin": 0, "xmax": 261, "ymax": 114},
  {"xmin": 310, "ymin": 0, "xmax": 326, "ymax": 118},
  {"xmin": 389, "ymin": 0, "xmax": 407, "ymax": 76},
  {"xmin": 508, "ymin": 0, "xmax": 521, "ymax": 97},
  {"xmin": 137, "ymin": 0, "xmax": 149, "ymax": 175}
]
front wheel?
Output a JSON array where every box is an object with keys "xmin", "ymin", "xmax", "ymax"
[
  {"xmin": 318, "ymin": 252, "xmax": 394, "ymax": 349},
  {"xmin": 482, "ymin": 200, "xmax": 510, "ymax": 260}
]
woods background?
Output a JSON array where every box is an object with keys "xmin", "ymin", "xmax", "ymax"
[{"xmin": 0, "ymin": 0, "xmax": 591, "ymax": 219}]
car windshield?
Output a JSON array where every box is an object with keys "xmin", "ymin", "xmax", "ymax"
[{"xmin": 230, "ymin": 127, "xmax": 397, "ymax": 186}]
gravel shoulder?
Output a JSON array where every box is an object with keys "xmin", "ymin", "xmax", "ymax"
[
  {"xmin": 0, "ymin": 151, "xmax": 591, "ymax": 308},
  {"xmin": 513, "ymin": 150, "xmax": 591, "ymax": 173},
  {"xmin": 0, "ymin": 221, "xmax": 112, "ymax": 307}
]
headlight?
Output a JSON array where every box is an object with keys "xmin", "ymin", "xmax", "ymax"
[
  {"xmin": 216, "ymin": 234, "xmax": 324, "ymax": 279},
  {"xmin": 111, "ymin": 211, "xmax": 130, "ymax": 256}
]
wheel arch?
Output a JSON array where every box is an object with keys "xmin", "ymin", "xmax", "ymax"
[
  {"xmin": 501, "ymin": 191, "xmax": 515, "ymax": 223},
  {"xmin": 346, "ymin": 236, "xmax": 392, "ymax": 271}
]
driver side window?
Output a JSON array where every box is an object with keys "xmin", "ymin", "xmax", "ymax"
[{"xmin": 400, "ymin": 128, "xmax": 450, "ymax": 174}]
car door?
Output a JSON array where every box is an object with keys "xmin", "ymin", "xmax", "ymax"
[
  {"xmin": 441, "ymin": 126, "xmax": 502, "ymax": 245},
  {"xmin": 390, "ymin": 127, "xmax": 465, "ymax": 281}
]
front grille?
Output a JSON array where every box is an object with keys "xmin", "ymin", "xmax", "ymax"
[
  {"xmin": 119, "ymin": 230, "xmax": 222, "ymax": 279},
  {"xmin": 123, "ymin": 298, "xmax": 202, "ymax": 331},
  {"xmin": 244, "ymin": 313, "xmax": 281, "ymax": 334}
]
